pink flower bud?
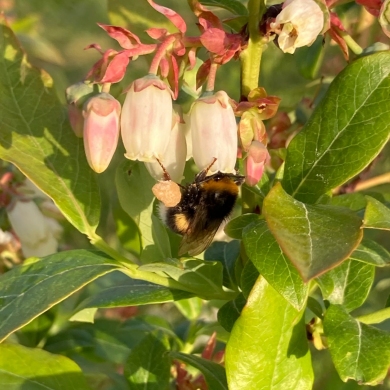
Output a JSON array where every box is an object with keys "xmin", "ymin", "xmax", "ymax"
[
  {"xmin": 121, "ymin": 75, "xmax": 173, "ymax": 162},
  {"xmin": 83, "ymin": 93, "xmax": 121, "ymax": 173},
  {"xmin": 245, "ymin": 141, "xmax": 270, "ymax": 186},
  {"xmin": 144, "ymin": 109, "xmax": 187, "ymax": 183},
  {"xmin": 190, "ymin": 91, "xmax": 238, "ymax": 174},
  {"xmin": 271, "ymin": 0, "xmax": 325, "ymax": 54}
]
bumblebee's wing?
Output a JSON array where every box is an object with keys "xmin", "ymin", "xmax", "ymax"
[{"xmin": 178, "ymin": 216, "xmax": 223, "ymax": 257}]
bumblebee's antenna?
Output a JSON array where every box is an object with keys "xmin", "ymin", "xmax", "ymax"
[
  {"xmin": 155, "ymin": 158, "xmax": 172, "ymax": 181},
  {"xmin": 205, "ymin": 157, "xmax": 217, "ymax": 175}
]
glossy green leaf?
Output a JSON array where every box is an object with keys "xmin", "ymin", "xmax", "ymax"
[
  {"xmin": 263, "ymin": 183, "xmax": 363, "ymax": 281},
  {"xmin": 200, "ymin": 0, "xmax": 248, "ymax": 15},
  {"xmin": 316, "ymin": 260, "xmax": 374, "ymax": 312},
  {"xmin": 139, "ymin": 258, "xmax": 224, "ymax": 298},
  {"xmin": 205, "ymin": 240, "xmax": 240, "ymax": 289},
  {"xmin": 224, "ymin": 214, "xmax": 260, "ymax": 239},
  {"xmin": 357, "ymin": 307, "xmax": 390, "ymax": 325},
  {"xmin": 0, "ymin": 17, "xmax": 100, "ymax": 234},
  {"xmin": 283, "ymin": 52, "xmax": 390, "ymax": 203},
  {"xmin": 0, "ymin": 344, "xmax": 90, "ymax": 390},
  {"xmin": 324, "ymin": 304, "xmax": 390, "ymax": 385},
  {"xmin": 170, "ymin": 351, "xmax": 228, "ymax": 390},
  {"xmin": 116, "ymin": 160, "xmax": 171, "ymax": 263},
  {"xmin": 330, "ymin": 192, "xmax": 367, "ymax": 211},
  {"xmin": 294, "ymin": 36, "xmax": 325, "ymax": 79},
  {"xmin": 0, "ymin": 250, "xmax": 118, "ymax": 342},
  {"xmin": 226, "ymin": 277, "xmax": 313, "ymax": 390},
  {"xmin": 218, "ymin": 293, "xmax": 246, "ymax": 332},
  {"xmin": 363, "ymin": 196, "xmax": 390, "ymax": 230},
  {"xmin": 77, "ymin": 279, "xmax": 192, "ymax": 310},
  {"xmin": 125, "ymin": 332, "xmax": 171, "ymax": 390},
  {"xmin": 349, "ymin": 238, "xmax": 390, "ymax": 266},
  {"xmin": 243, "ymin": 220, "xmax": 308, "ymax": 310},
  {"xmin": 174, "ymin": 297, "xmax": 203, "ymax": 320},
  {"xmin": 240, "ymin": 259, "xmax": 259, "ymax": 298}
]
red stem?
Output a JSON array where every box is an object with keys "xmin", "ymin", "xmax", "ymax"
[{"xmin": 149, "ymin": 35, "xmax": 177, "ymax": 75}]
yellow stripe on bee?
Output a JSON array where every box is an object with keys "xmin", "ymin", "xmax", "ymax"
[
  {"xmin": 175, "ymin": 213, "xmax": 190, "ymax": 233},
  {"xmin": 201, "ymin": 177, "xmax": 239, "ymax": 195}
]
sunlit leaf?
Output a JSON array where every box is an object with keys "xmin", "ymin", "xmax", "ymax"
[
  {"xmin": 225, "ymin": 277, "xmax": 313, "ymax": 390},
  {"xmin": 0, "ymin": 250, "xmax": 118, "ymax": 342},
  {"xmin": 0, "ymin": 17, "xmax": 100, "ymax": 235},
  {"xmin": 283, "ymin": 52, "xmax": 390, "ymax": 203},
  {"xmin": 316, "ymin": 260, "xmax": 374, "ymax": 312},
  {"xmin": 171, "ymin": 351, "xmax": 228, "ymax": 390},
  {"xmin": 243, "ymin": 219, "xmax": 308, "ymax": 310},
  {"xmin": 125, "ymin": 332, "xmax": 171, "ymax": 390},
  {"xmin": 263, "ymin": 183, "xmax": 363, "ymax": 281},
  {"xmin": 0, "ymin": 344, "xmax": 90, "ymax": 390},
  {"xmin": 363, "ymin": 196, "xmax": 390, "ymax": 230},
  {"xmin": 324, "ymin": 304, "xmax": 390, "ymax": 385}
]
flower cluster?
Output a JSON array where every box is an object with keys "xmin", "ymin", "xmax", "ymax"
[{"xmin": 69, "ymin": 0, "xmax": 375, "ymax": 189}]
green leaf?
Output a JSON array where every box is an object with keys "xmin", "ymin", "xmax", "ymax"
[
  {"xmin": 224, "ymin": 214, "xmax": 260, "ymax": 239},
  {"xmin": 240, "ymin": 259, "xmax": 259, "ymax": 298},
  {"xmin": 243, "ymin": 220, "xmax": 308, "ymax": 310},
  {"xmin": 316, "ymin": 260, "xmax": 374, "ymax": 312},
  {"xmin": 349, "ymin": 238, "xmax": 390, "ymax": 266},
  {"xmin": 0, "ymin": 17, "xmax": 100, "ymax": 235},
  {"xmin": 200, "ymin": 0, "xmax": 248, "ymax": 15},
  {"xmin": 324, "ymin": 304, "xmax": 390, "ymax": 385},
  {"xmin": 225, "ymin": 277, "xmax": 313, "ymax": 390},
  {"xmin": 116, "ymin": 160, "xmax": 171, "ymax": 263},
  {"xmin": 170, "ymin": 351, "xmax": 228, "ymax": 390},
  {"xmin": 330, "ymin": 192, "xmax": 367, "ymax": 211},
  {"xmin": 204, "ymin": 240, "xmax": 240, "ymax": 290},
  {"xmin": 283, "ymin": 51, "xmax": 390, "ymax": 203},
  {"xmin": 363, "ymin": 196, "xmax": 390, "ymax": 230},
  {"xmin": 263, "ymin": 183, "xmax": 363, "ymax": 281},
  {"xmin": 77, "ymin": 278, "xmax": 192, "ymax": 310},
  {"xmin": 294, "ymin": 36, "xmax": 325, "ymax": 79},
  {"xmin": 0, "ymin": 344, "xmax": 90, "ymax": 390},
  {"xmin": 174, "ymin": 297, "xmax": 203, "ymax": 320},
  {"xmin": 0, "ymin": 250, "xmax": 118, "ymax": 342},
  {"xmin": 218, "ymin": 293, "xmax": 246, "ymax": 332},
  {"xmin": 125, "ymin": 332, "xmax": 171, "ymax": 390},
  {"xmin": 356, "ymin": 307, "xmax": 390, "ymax": 325},
  {"xmin": 139, "ymin": 258, "xmax": 224, "ymax": 298}
]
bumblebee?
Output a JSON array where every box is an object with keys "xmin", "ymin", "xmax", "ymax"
[{"xmin": 159, "ymin": 159, "xmax": 245, "ymax": 256}]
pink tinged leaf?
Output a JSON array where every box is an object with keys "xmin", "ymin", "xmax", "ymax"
[
  {"xmin": 85, "ymin": 49, "xmax": 117, "ymax": 82},
  {"xmin": 200, "ymin": 28, "xmax": 227, "ymax": 54},
  {"xmin": 147, "ymin": 0, "xmax": 187, "ymax": 33},
  {"xmin": 167, "ymin": 55, "xmax": 179, "ymax": 100},
  {"xmin": 173, "ymin": 39, "xmax": 186, "ymax": 56},
  {"xmin": 98, "ymin": 23, "xmax": 141, "ymax": 49},
  {"xmin": 188, "ymin": 47, "xmax": 197, "ymax": 70},
  {"xmin": 356, "ymin": 0, "xmax": 382, "ymax": 16},
  {"xmin": 190, "ymin": 0, "xmax": 223, "ymax": 29},
  {"xmin": 327, "ymin": 27, "xmax": 349, "ymax": 61},
  {"xmin": 159, "ymin": 56, "xmax": 170, "ymax": 78},
  {"xmin": 330, "ymin": 12, "xmax": 346, "ymax": 31},
  {"xmin": 146, "ymin": 27, "xmax": 168, "ymax": 40},
  {"xmin": 196, "ymin": 60, "xmax": 211, "ymax": 89},
  {"xmin": 100, "ymin": 52, "xmax": 130, "ymax": 83},
  {"xmin": 84, "ymin": 43, "xmax": 104, "ymax": 54},
  {"xmin": 202, "ymin": 332, "xmax": 217, "ymax": 360}
]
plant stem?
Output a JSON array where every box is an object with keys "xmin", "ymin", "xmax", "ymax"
[
  {"xmin": 90, "ymin": 234, "xmax": 236, "ymax": 300},
  {"xmin": 205, "ymin": 62, "xmax": 219, "ymax": 92},
  {"xmin": 339, "ymin": 31, "xmax": 363, "ymax": 55},
  {"xmin": 354, "ymin": 173, "xmax": 390, "ymax": 191},
  {"xmin": 101, "ymin": 83, "xmax": 111, "ymax": 93},
  {"xmin": 149, "ymin": 35, "xmax": 176, "ymax": 75},
  {"xmin": 240, "ymin": 0, "xmax": 266, "ymax": 98}
]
